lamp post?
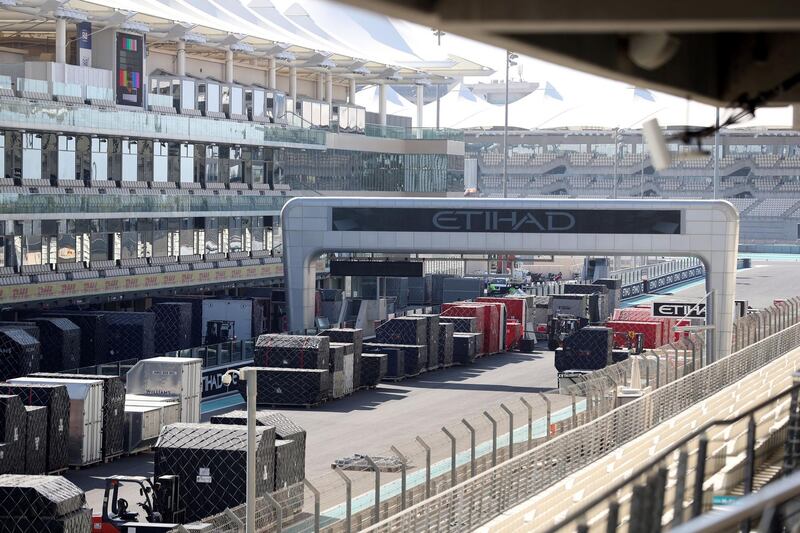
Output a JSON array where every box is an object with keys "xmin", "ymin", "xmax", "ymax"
[
  {"xmin": 503, "ymin": 50, "xmax": 518, "ymax": 199},
  {"xmin": 223, "ymin": 368, "xmax": 257, "ymax": 533}
]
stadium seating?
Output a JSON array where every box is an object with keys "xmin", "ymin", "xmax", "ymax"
[{"xmin": 747, "ymin": 198, "xmax": 800, "ymax": 217}]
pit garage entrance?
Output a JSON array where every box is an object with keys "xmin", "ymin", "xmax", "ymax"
[{"xmin": 281, "ymin": 198, "xmax": 738, "ymax": 361}]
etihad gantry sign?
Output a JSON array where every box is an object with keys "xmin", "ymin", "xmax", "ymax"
[{"xmin": 281, "ymin": 198, "xmax": 739, "ymax": 361}]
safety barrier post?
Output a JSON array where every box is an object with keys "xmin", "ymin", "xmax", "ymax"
[
  {"xmin": 416, "ymin": 436, "xmax": 431, "ymax": 499},
  {"xmin": 441, "ymin": 427, "xmax": 457, "ymax": 487},
  {"xmin": 606, "ymin": 499, "xmax": 620, "ymax": 533},
  {"xmin": 484, "ymin": 411, "xmax": 498, "ymax": 466},
  {"xmin": 389, "ymin": 446, "xmax": 407, "ymax": 510},
  {"xmin": 363, "ymin": 455, "xmax": 381, "ymax": 524},
  {"xmin": 461, "ymin": 419, "xmax": 476, "ymax": 477},
  {"xmin": 333, "ymin": 467, "xmax": 352, "ymax": 533},
  {"xmin": 741, "ymin": 415, "xmax": 757, "ymax": 533},
  {"xmin": 672, "ymin": 449, "xmax": 689, "ymax": 527},
  {"xmin": 571, "ymin": 391, "xmax": 578, "ymax": 427},
  {"xmin": 222, "ymin": 509, "xmax": 243, "ymax": 532},
  {"xmin": 692, "ymin": 434, "xmax": 709, "ymax": 518},
  {"xmin": 500, "ymin": 403, "xmax": 514, "ymax": 459},
  {"xmin": 303, "ymin": 479, "xmax": 321, "ymax": 533},
  {"xmin": 262, "ymin": 492, "xmax": 283, "ymax": 533},
  {"xmin": 538, "ymin": 392, "xmax": 552, "ymax": 439}
]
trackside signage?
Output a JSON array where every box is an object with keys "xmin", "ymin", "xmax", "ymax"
[
  {"xmin": 331, "ymin": 208, "xmax": 681, "ymax": 234},
  {"xmin": 653, "ymin": 301, "xmax": 707, "ymax": 318}
]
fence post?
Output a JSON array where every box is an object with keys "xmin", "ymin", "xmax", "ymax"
[
  {"xmin": 741, "ymin": 415, "xmax": 757, "ymax": 533},
  {"xmin": 416, "ymin": 436, "xmax": 431, "ymax": 499},
  {"xmin": 484, "ymin": 411, "xmax": 498, "ymax": 467},
  {"xmin": 333, "ymin": 467, "xmax": 352, "ymax": 533},
  {"xmin": 672, "ymin": 450, "xmax": 689, "ymax": 527},
  {"xmin": 500, "ymin": 403, "xmax": 514, "ymax": 459},
  {"xmin": 441, "ymin": 427, "xmax": 457, "ymax": 487},
  {"xmin": 461, "ymin": 419, "xmax": 477, "ymax": 477},
  {"xmin": 222, "ymin": 509, "xmax": 244, "ymax": 532},
  {"xmin": 303, "ymin": 479, "xmax": 321, "ymax": 533},
  {"xmin": 520, "ymin": 397, "xmax": 533, "ymax": 446},
  {"xmin": 686, "ymin": 338, "xmax": 696, "ymax": 372},
  {"xmin": 606, "ymin": 499, "xmax": 620, "ymax": 533},
  {"xmin": 263, "ymin": 491, "xmax": 283, "ymax": 533},
  {"xmin": 389, "ymin": 446, "xmax": 408, "ymax": 511},
  {"xmin": 363, "ymin": 455, "xmax": 381, "ymax": 524},
  {"xmin": 570, "ymin": 391, "xmax": 578, "ymax": 427},
  {"xmin": 538, "ymin": 393, "xmax": 552, "ymax": 440},
  {"xmin": 691, "ymin": 434, "xmax": 709, "ymax": 518}
]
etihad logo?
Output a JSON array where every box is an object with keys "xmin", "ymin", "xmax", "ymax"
[{"xmin": 431, "ymin": 210, "xmax": 576, "ymax": 232}]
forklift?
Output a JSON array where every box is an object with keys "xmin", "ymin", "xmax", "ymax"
[
  {"xmin": 547, "ymin": 314, "xmax": 589, "ymax": 351},
  {"xmin": 92, "ymin": 475, "xmax": 186, "ymax": 533}
]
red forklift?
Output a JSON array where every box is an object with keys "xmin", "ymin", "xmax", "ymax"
[{"xmin": 92, "ymin": 475, "xmax": 187, "ymax": 533}]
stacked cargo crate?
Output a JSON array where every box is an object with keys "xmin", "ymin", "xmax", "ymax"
[
  {"xmin": 372, "ymin": 317, "xmax": 429, "ymax": 377},
  {"xmin": 317, "ymin": 328, "xmax": 363, "ymax": 390},
  {"xmin": 251, "ymin": 335, "xmax": 333, "ymax": 406},
  {"xmin": 0, "ymin": 475, "xmax": 92, "ymax": 531}
]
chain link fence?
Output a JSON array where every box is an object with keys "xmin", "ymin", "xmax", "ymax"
[{"xmin": 175, "ymin": 298, "xmax": 800, "ymax": 533}]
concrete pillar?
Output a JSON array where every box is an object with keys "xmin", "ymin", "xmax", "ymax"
[
  {"xmin": 326, "ymin": 72, "xmax": 333, "ymax": 105},
  {"xmin": 269, "ymin": 57, "xmax": 277, "ymax": 88},
  {"xmin": 289, "ymin": 66, "xmax": 297, "ymax": 102},
  {"xmin": 176, "ymin": 40, "xmax": 186, "ymax": 76},
  {"xmin": 416, "ymin": 84, "xmax": 424, "ymax": 128},
  {"xmin": 225, "ymin": 49, "xmax": 234, "ymax": 83},
  {"xmin": 349, "ymin": 79, "xmax": 356, "ymax": 103},
  {"xmin": 55, "ymin": 17, "xmax": 67, "ymax": 64},
  {"xmin": 316, "ymin": 73, "xmax": 324, "ymax": 100},
  {"xmin": 379, "ymin": 83, "xmax": 387, "ymax": 126}
]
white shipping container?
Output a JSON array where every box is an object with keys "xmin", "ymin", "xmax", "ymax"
[
  {"xmin": 9, "ymin": 377, "xmax": 103, "ymax": 466},
  {"xmin": 125, "ymin": 394, "xmax": 181, "ymax": 427},
  {"xmin": 124, "ymin": 404, "xmax": 162, "ymax": 453},
  {"xmin": 202, "ymin": 299, "xmax": 253, "ymax": 340},
  {"xmin": 126, "ymin": 356, "xmax": 202, "ymax": 423}
]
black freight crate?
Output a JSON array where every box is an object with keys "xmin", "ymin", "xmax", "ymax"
[
  {"xmin": 363, "ymin": 344, "xmax": 404, "ymax": 379},
  {"xmin": 0, "ymin": 384, "xmax": 70, "ymax": 473},
  {"xmin": 247, "ymin": 368, "xmax": 331, "ymax": 406},
  {"xmin": 32, "ymin": 373, "xmax": 125, "ymax": 460},
  {"xmin": 0, "ymin": 395, "xmax": 25, "ymax": 474},
  {"xmin": 0, "ymin": 474, "xmax": 87, "ymax": 518},
  {"xmin": 360, "ymin": 354, "xmax": 387, "ymax": 388},
  {"xmin": 151, "ymin": 296, "xmax": 205, "ymax": 346},
  {"xmin": 328, "ymin": 343, "xmax": 344, "ymax": 372},
  {"xmin": 438, "ymin": 317, "xmax": 478, "ymax": 333},
  {"xmin": 417, "ymin": 314, "xmax": 440, "ymax": 370},
  {"xmin": 154, "ymin": 423, "xmax": 274, "ymax": 523},
  {"xmin": 557, "ymin": 326, "xmax": 614, "ymax": 371},
  {"xmin": 384, "ymin": 278, "xmax": 409, "ymax": 309},
  {"xmin": 274, "ymin": 439, "xmax": 305, "ymax": 491},
  {"xmin": 40, "ymin": 312, "xmax": 109, "ymax": 368},
  {"xmin": 318, "ymin": 329, "xmax": 363, "ymax": 390},
  {"xmin": 254, "ymin": 335, "xmax": 330, "ymax": 370},
  {"xmin": 24, "ymin": 406, "xmax": 47, "ymax": 474},
  {"xmin": 28, "ymin": 319, "xmax": 81, "ymax": 372},
  {"xmin": 0, "ymin": 322, "xmax": 40, "ymax": 339},
  {"xmin": 429, "ymin": 274, "xmax": 453, "ymax": 305},
  {"xmin": 0, "ymin": 330, "xmax": 41, "ymax": 382},
  {"xmin": 438, "ymin": 322, "xmax": 455, "ymax": 368},
  {"xmin": 364, "ymin": 343, "xmax": 426, "ymax": 377},
  {"xmin": 453, "ymin": 333, "xmax": 482, "ymax": 365},
  {"xmin": 151, "ymin": 302, "xmax": 193, "ymax": 353},
  {"xmin": 104, "ymin": 311, "xmax": 155, "ymax": 362},
  {"xmin": 376, "ymin": 317, "xmax": 427, "ymax": 346}
]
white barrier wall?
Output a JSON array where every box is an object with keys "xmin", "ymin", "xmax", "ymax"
[{"xmin": 281, "ymin": 198, "xmax": 739, "ymax": 360}]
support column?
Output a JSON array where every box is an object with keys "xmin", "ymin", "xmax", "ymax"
[
  {"xmin": 225, "ymin": 49, "xmax": 234, "ymax": 83},
  {"xmin": 289, "ymin": 66, "xmax": 297, "ymax": 102},
  {"xmin": 55, "ymin": 17, "xmax": 67, "ymax": 64},
  {"xmin": 416, "ymin": 84, "xmax": 424, "ymax": 127},
  {"xmin": 349, "ymin": 79, "xmax": 356, "ymax": 103},
  {"xmin": 269, "ymin": 57, "xmax": 277, "ymax": 88},
  {"xmin": 326, "ymin": 72, "xmax": 333, "ymax": 106},
  {"xmin": 316, "ymin": 73, "xmax": 324, "ymax": 100},
  {"xmin": 379, "ymin": 83, "xmax": 387, "ymax": 126},
  {"xmin": 176, "ymin": 40, "xmax": 186, "ymax": 76}
]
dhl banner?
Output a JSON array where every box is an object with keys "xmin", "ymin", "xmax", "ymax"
[{"xmin": 0, "ymin": 262, "xmax": 285, "ymax": 304}]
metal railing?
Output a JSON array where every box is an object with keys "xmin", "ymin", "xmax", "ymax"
[{"xmin": 612, "ymin": 257, "xmax": 703, "ymax": 288}]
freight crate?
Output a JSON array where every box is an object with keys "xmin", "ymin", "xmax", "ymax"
[
  {"xmin": 151, "ymin": 302, "xmax": 193, "ymax": 353},
  {"xmin": 556, "ymin": 326, "xmax": 614, "ymax": 371},
  {"xmin": 364, "ymin": 343, "xmax": 426, "ymax": 377},
  {"xmin": 41, "ymin": 312, "xmax": 109, "ymax": 368},
  {"xmin": 438, "ymin": 322, "xmax": 455, "ymax": 367},
  {"xmin": 0, "ymin": 474, "xmax": 87, "ymax": 518},
  {"xmin": 126, "ymin": 357, "xmax": 202, "ymax": 424},
  {"xmin": 453, "ymin": 333, "xmax": 482, "ymax": 364},
  {"xmin": 441, "ymin": 304, "xmax": 493, "ymax": 355},
  {"xmin": 0, "ymin": 395, "xmax": 25, "ymax": 474},
  {"xmin": 104, "ymin": 311, "xmax": 156, "ymax": 362},
  {"xmin": 318, "ymin": 328, "xmax": 363, "ymax": 390},
  {"xmin": 607, "ymin": 320, "xmax": 663, "ymax": 349},
  {"xmin": 363, "ymin": 345, "xmax": 404, "ymax": 379},
  {"xmin": 29, "ymin": 318, "xmax": 81, "ymax": 372},
  {"xmin": 376, "ymin": 317, "xmax": 427, "ymax": 346},
  {"xmin": 247, "ymin": 368, "xmax": 331, "ymax": 407},
  {"xmin": 417, "ymin": 314, "xmax": 441, "ymax": 370},
  {"xmin": 0, "ymin": 384, "xmax": 69, "ymax": 473},
  {"xmin": 437, "ymin": 316, "xmax": 478, "ymax": 333},
  {"xmin": 151, "ymin": 296, "xmax": 204, "ymax": 346},
  {"xmin": 124, "ymin": 404, "xmax": 161, "ymax": 454},
  {"xmin": 32, "ymin": 373, "xmax": 125, "ymax": 460},
  {"xmin": 154, "ymin": 423, "xmax": 275, "ymax": 523},
  {"xmin": 0, "ymin": 329, "xmax": 41, "ymax": 381},
  {"xmin": 255, "ymin": 335, "xmax": 330, "ymax": 370},
  {"xmin": 24, "ymin": 406, "xmax": 47, "ymax": 475},
  {"xmin": 360, "ymin": 354, "xmax": 387, "ymax": 387}
]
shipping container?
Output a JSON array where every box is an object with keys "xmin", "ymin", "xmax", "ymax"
[
  {"xmin": 124, "ymin": 404, "xmax": 162, "ymax": 454},
  {"xmin": 9, "ymin": 377, "xmax": 103, "ymax": 467},
  {"xmin": 126, "ymin": 357, "xmax": 202, "ymax": 423},
  {"xmin": 125, "ymin": 394, "xmax": 182, "ymax": 427}
]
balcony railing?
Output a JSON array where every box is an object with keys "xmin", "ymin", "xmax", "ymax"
[
  {"xmin": 365, "ymin": 123, "xmax": 464, "ymax": 141},
  {"xmin": 0, "ymin": 98, "xmax": 326, "ymax": 147}
]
